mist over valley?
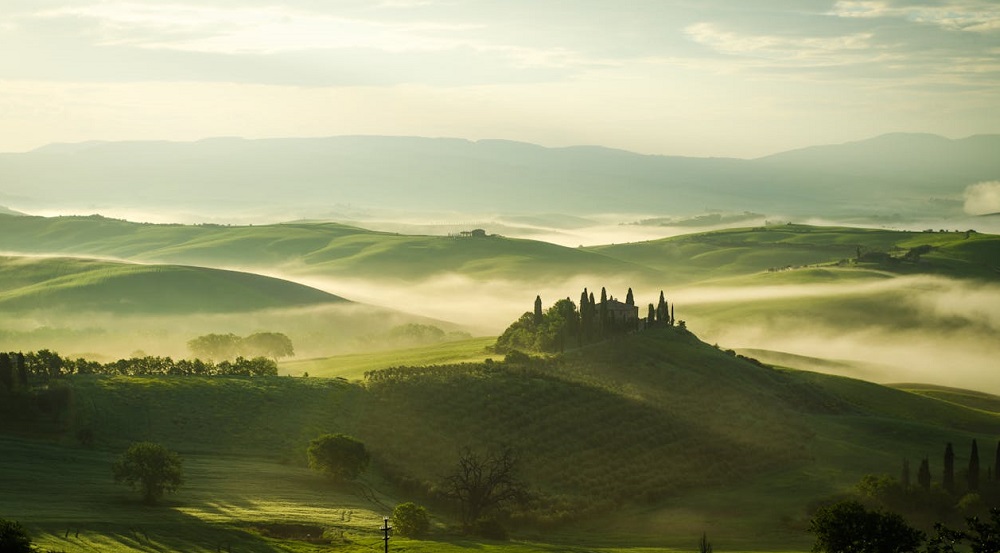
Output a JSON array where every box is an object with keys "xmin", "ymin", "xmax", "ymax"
[{"xmin": 2, "ymin": 2, "xmax": 999, "ymax": 547}]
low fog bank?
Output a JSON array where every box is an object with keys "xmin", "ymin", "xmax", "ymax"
[
  {"xmin": 680, "ymin": 275, "xmax": 1000, "ymax": 393},
  {"xmin": 271, "ymin": 272, "xmax": 647, "ymax": 335},
  {"xmin": 0, "ymin": 303, "xmax": 461, "ymax": 361}
]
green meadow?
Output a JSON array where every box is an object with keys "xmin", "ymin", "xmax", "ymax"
[
  {"xmin": 5, "ymin": 328, "xmax": 1000, "ymax": 551},
  {"xmin": 281, "ymin": 337, "xmax": 497, "ymax": 379},
  {"xmin": 2, "ymin": 215, "xmax": 999, "ymax": 551},
  {"xmin": 0, "ymin": 255, "xmax": 345, "ymax": 314}
]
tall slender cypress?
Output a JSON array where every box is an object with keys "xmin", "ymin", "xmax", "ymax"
[
  {"xmin": 599, "ymin": 287, "xmax": 608, "ymax": 335},
  {"xmin": 995, "ymin": 441, "xmax": 1000, "ymax": 483},
  {"xmin": 969, "ymin": 439, "xmax": 980, "ymax": 492},
  {"xmin": 647, "ymin": 303, "xmax": 655, "ymax": 326},
  {"xmin": 534, "ymin": 295, "xmax": 543, "ymax": 325},
  {"xmin": 918, "ymin": 457, "xmax": 931, "ymax": 490},
  {"xmin": 0, "ymin": 352, "xmax": 12, "ymax": 391},
  {"xmin": 15, "ymin": 352, "xmax": 27, "ymax": 388},
  {"xmin": 625, "ymin": 288, "xmax": 634, "ymax": 306},
  {"xmin": 657, "ymin": 291, "xmax": 666, "ymax": 324},
  {"xmin": 944, "ymin": 442, "xmax": 955, "ymax": 493}
]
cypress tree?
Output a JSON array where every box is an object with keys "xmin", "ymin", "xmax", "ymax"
[
  {"xmin": 599, "ymin": 287, "xmax": 608, "ymax": 335},
  {"xmin": 670, "ymin": 303, "xmax": 675, "ymax": 326},
  {"xmin": 918, "ymin": 458, "xmax": 931, "ymax": 490},
  {"xmin": 15, "ymin": 352, "xmax": 27, "ymax": 388},
  {"xmin": 0, "ymin": 352, "xmax": 12, "ymax": 391},
  {"xmin": 656, "ymin": 291, "xmax": 666, "ymax": 324},
  {"xmin": 901, "ymin": 458, "xmax": 911, "ymax": 489},
  {"xmin": 944, "ymin": 442, "xmax": 955, "ymax": 493},
  {"xmin": 534, "ymin": 295, "xmax": 543, "ymax": 325},
  {"xmin": 995, "ymin": 440, "xmax": 1000, "ymax": 483},
  {"xmin": 625, "ymin": 288, "xmax": 634, "ymax": 306},
  {"xmin": 647, "ymin": 303, "xmax": 655, "ymax": 326},
  {"xmin": 969, "ymin": 439, "xmax": 980, "ymax": 492}
]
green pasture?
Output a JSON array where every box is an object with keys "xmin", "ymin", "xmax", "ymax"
[
  {"xmin": 588, "ymin": 224, "xmax": 1000, "ymax": 283},
  {"xmin": 0, "ymin": 255, "xmax": 344, "ymax": 314},
  {"xmin": 0, "ymin": 214, "xmax": 656, "ymax": 282},
  {"xmin": 4, "ymin": 328, "xmax": 995, "ymax": 550},
  {"xmin": 281, "ymin": 337, "xmax": 497, "ymax": 379}
]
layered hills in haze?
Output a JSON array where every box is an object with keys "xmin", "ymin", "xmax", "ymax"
[{"xmin": 2, "ymin": 133, "xmax": 997, "ymax": 220}]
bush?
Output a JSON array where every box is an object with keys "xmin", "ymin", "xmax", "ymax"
[
  {"xmin": 392, "ymin": 502, "xmax": 430, "ymax": 538},
  {"xmin": 474, "ymin": 517, "xmax": 508, "ymax": 540},
  {"xmin": 0, "ymin": 518, "xmax": 33, "ymax": 553}
]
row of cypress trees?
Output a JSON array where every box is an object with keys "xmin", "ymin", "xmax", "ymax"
[{"xmin": 906, "ymin": 439, "xmax": 994, "ymax": 494}]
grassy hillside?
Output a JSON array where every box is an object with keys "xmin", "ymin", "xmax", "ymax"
[
  {"xmin": 5, "ymin": 327, "xmax": 1000, "ymax": 551},
  {"xmin": 587, "ymin": 224, "xmax": 1000, "ymax": 283},
  {"xmin": 0, "ymin": 214, "xmax": 656, "ymax": 282},
  {"xmin": 280, "ymin": 337, "xmax": 496, "ymax": 379},
  {"xmin": 0, "ymin": 255, "xmax": 346, "ymax": 314}
]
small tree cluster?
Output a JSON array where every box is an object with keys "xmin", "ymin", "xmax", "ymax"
[
  {"xmin": 810, "ymin": 499, "xmax": 923, "ymax": 553},
  {"xmin": 8, "ymin": 350, "xmax": 279, "ymax": 380},
  {"xmin": 187, "ymin": 332, "xmax": 294, "ymax": 361},
  {"xmin": 0, "ymin": 518, "xmax": 33, "ymax": 553},
  {"xmin": 495, "ymin": 287, "xmax": 676, "ymax": 353}
]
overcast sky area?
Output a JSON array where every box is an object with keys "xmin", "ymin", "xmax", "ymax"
[{"xmin": 1, "ymin": 0, "xmax": 998, "ymax": 158}]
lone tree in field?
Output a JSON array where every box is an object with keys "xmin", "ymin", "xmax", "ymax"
[
  {"xmin": 0, "ymin": 518, "xmax": 33, "ymax": 553},
  {"xmin": 112, "ymin": 442, "xmax": 184, "ymax": 504},
  {"xmin": 307, "ymin": 433, "xmax": 370, "ymax": 481},
  {"xmin": 443, "ymin": 446, "xmax": 528, "ymax": 532}
]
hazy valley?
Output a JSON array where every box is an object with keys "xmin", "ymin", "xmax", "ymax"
[{"xmin": 2, "ymin": 134, "xmax": 1000, "ymax": 553}]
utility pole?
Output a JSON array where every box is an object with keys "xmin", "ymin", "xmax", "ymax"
[{"xmin": 380, "ymin": 516, "xmax": 392, "ymax": 553}]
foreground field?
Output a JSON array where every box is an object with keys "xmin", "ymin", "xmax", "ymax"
[{"xmin": 4, "ymin": 328, "xmax": 999, "ymax": 551}]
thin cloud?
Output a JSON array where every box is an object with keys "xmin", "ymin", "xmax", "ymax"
[
  {"xmin": 34, "ymin": 3, "xmax": 481, "ymax": 55},
  {"xmin": 685, "ymin": 22, "xmax": 879, "ymax": 66},
  {"xmin": 830, "ymin": 0, "xmax": 1000, "ymax": 33}
]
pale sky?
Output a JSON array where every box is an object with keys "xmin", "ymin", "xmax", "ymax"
[{"xmin": 1, "ymin": 0, "xmax": 998, "ymax": 158}]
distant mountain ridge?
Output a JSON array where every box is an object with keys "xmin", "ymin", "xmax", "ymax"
[{"xmin": 1, "ymin": 133, "xmax": 998, "ymax": 218}]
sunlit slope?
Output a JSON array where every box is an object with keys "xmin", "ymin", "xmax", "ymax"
[
  {"xmin": 0, "ymin": 255, "xmax": 346, "ymax": 314},
  {"xmin": 587, "ymin": 224, "xmax": 1000, "ymax": 283},
  {"xmin": 280, "ymin": 336, "xmax": 496, "ymax": 379},
  {"xmin": 0, "ymin": 214, "xmax": 656, "ymax": 281},
  {"xmin": 58, "ymin": 330, "xmax": 1000, "ymax": 519}
]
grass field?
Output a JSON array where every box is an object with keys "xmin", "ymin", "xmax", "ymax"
[
  {"xmin": 5, "ymin": 327, "xmax": 998, "ymax": 551},
  {"xmin": 0, "ymin": 214, "xmax": 658, "ymax": 283},
  {"xmin": 280, "ymin": 337, "xmax": 497, "ymax": 379},
  {"xmin": 0, "ymin": 255, "xmax": 346, "ymax": 314}
]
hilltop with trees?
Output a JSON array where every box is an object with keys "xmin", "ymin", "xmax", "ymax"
[{"xmin": 495, "ymin": 287, "xmax": 677, "ymax": 353}]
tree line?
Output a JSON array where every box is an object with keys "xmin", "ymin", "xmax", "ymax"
[
  {"xmin": 495, "ymin": 286, "xmax": 678, "ymax": 353},
  {"xmin": 0, "ymin": 349, "xmax": 279, "ymax": 388}
]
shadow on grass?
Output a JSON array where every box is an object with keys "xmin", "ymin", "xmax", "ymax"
[{"xmin": 33, "ymin": 506, "xmax": 299, "ymax": 553}]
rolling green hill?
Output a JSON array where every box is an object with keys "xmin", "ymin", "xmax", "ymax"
[
  {"xmin": 0, "ymin": 255, "xmax": 346, "ymax": 314},
  {"xmin": 587, "ymin": 224, "xmax": 1000, "ymax": 284},
  {"xmin": 0, "ymin": 214, "xmax": 656, "ymax": 282},
  {"xmin": 4, "ymin": 327, "xmax": 999, "ymax": 551}
]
